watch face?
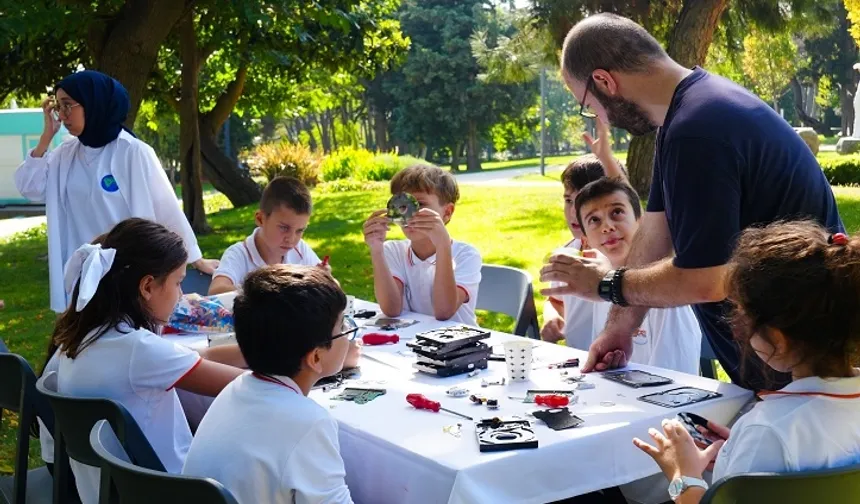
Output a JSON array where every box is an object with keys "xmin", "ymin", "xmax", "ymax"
[{"xmin": 668, "ymin": 478, "xmax": 684, "ymax": 499}]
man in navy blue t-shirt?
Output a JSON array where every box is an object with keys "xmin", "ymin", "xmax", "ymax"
[{"xmin": 541, "ymin": 13, "xmax": 843, "ymax": 391}]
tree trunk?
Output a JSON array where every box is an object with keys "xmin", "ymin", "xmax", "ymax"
[
  {"xmin": 625, "ymin": 0, "xmax": 729, "ymax": 197},
  {"xmin": 178, "ymin": 13, "xmax": 210, "ymax": 234},
  {"xmin": 465, "ymin": 120, "xmax": 482, "ymax": 171},
  {"xmin": 374, "ymin": 107, "xmax": 389, "ymax": 152},
  {"xmin": 91, "ymin": 0, "xmax": 191, "ymax": 126},
  {"xmin": 328, "ymin": 111, "xmax": 339, "ymax": 151},
  {"xmin": 841, "ymin": 86, "xmax": 854, "ymax": 137},
  {"xmin": 301, "ymin": 117, "xmax": 318, "ymax": 151},
  {"xmin": 260, "ymin": 116, "xmax": 276, "ymax": 141},
  {"xmin": 790, "ymin": 77, "xmax": 832, "ymax": 136},
  {"xmin": 198, "ymin": 119, "xmax": 261, "ymax": 207},
  {"xmin": 837, "ymin": 1, "xmax": 858, "ymax": 137},
  {"xmin": 318, "ymin": 114, "xmax": 332, "ymax": 153},
  {"xmin": 451, "ymin": 142, "xmax": 463, "ymax": 172}
]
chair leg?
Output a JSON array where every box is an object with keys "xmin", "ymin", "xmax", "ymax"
[
  {"xmin": 53, "ymin": 432, "xmax": 72, "ymax": 504},
  {"xmin": 13, "ymin": 407, "xmax": 34, "ymax": 504}
]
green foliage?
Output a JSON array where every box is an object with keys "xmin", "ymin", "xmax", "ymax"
[
  {"xmin": 820, "ymin": 155, "xmax": 860, "ymax": 186},
  {"xmin": 245, "ymin": 141, "xmax": 322, "ymax": 186},
  {"xmin": 321, "ymin": 147, "xmax": 376, "ymax": 181},
  {"xmin": 742, "ymin": 28, "xmax": 798, "ymax": 107}
]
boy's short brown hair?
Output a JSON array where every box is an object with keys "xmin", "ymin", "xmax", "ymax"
[
  {"xmin": 574, "ymin": 177, "xmax": 642, "ymax": 229},
  {"xmin": 390, "ymin": 164, "xmax": 460, "ymax": 206},
  {"xmin": 561, "ymin": 154, "xmax": 606, "ymax": 193},
  {"xmin": 260, "ymin": 176, "xmax": 312, "ymax": 216}
]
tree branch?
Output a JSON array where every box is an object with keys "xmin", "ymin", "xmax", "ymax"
[{"xmin": 202, "ymin": 62, "xmax": 249, "ymax": 135}]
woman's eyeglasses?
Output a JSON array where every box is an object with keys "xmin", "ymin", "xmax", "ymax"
[{"xmin": 51, "ymin": 99, "xmax": 80, "ymax": 118}]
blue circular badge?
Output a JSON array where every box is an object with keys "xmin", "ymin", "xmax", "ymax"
[{"xmin": 100, "ymin": 175, "xmax": 119, "ymax": 193}]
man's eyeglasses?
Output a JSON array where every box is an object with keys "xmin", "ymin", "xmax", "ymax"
[
  {"xmin": 579, "ymin": 76, "xmax": 597, "ymax": 119},
  {"xmin": 330, "ymin": 317, "xmax": 359, "ymax": 342}
]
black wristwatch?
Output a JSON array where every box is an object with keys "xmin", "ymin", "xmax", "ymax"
[{"xmin": 598, "ymin": 268, "xmax": 628, "ymax": 306}]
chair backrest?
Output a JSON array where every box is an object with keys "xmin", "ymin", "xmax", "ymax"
[
  {"xmin": 702, "ymin": 464, "xmax": 860, "ymax": 504},
  {"xmin": 0, "ymin": 352, "xmax": 50, "ymax": 504},
  {"xmin": 476, "ymin": 264, "xmax": 540, "ymax": 339},
  {"xmin": 181, "ymin": 268, "xmax": 212, "ymax": 296},
  {"xmin": 35, "ymin": 373, "xmax": 165, "ymax": 472},
  {"xmin": 90, "ymin": 421, "xmax": 240, "ymax": 504}
]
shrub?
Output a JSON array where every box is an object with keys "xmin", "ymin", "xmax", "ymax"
[
  {"xmin": 245, "ymin": 142, "xmax": 322, "ymax": 187},
  {"xmin": 321, "ymin": 147, "xmax": 375, "ymax": 181},
  {"xmin": 820, "ymin": 155, "xmax": 860, "ymax": 186},
  {"xmin": 316, "ymin": 179, "xmax": 388, "ymax": 194}
]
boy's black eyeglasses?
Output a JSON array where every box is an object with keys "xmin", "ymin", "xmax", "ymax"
[
  {"xmin": 579, "ymin": 76, "xmax": 597, "ymax": 119},
  {"xmin": 330, "ymin": 318, "xmax": 359, "ymax": 342}
]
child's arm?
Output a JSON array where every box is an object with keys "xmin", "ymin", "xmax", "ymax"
[
  {"xmin": 208, "ymin": 276, "xmax": 237, "ymax": 295},
  {"xmin": 344, "ymin": 342, "xmax": 361, "ymax": 369},
  {"xmin": 364, "ymin": 209, "xmax": 404, "ymax": 317},
  {"xmin": 174, "ymin": 360, "xmax": 244, "ymax": 397},
  {"xmin": 584, "ymin": 117, "xmax": 627, "ymax": 180},
  {"xmin": 541, "ymin": 298, "xmax": 566, "ymax": 342},
  {"xmin": 198, "ymin": 344, "xmax": 247, "ymax": 368},
  {"xmin": 408, "ymin": 209, "xmax": 464, "ymax": 320}
]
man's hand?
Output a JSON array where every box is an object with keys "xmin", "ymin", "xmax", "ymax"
[
  {"xmin": 363, "ymin": 209, "xmax": 390, "ymax": 250},
  {"xmin": 582, "ymin": 327, "xmax": 634, "ymax": 372},
  {"xmin": 540, "ymin": 317, "xmax": 565, "ymax": 343},
  {"xmin": 633, "ymin": 419, "xmax": 724, "ymax": 482},
  {"xmin": 407, "ymin": 208, "xmax": 450, "ymax": 247},
  {"xmin": 539, "ymin": 253, "xmax": 609, "ymax": 301}
]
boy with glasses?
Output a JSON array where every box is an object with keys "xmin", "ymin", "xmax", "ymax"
[{"xmin": 183, "ymin": 265, "xmax": 356, "ymax": 504}]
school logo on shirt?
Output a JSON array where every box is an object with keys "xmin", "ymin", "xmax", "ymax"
[{"xmin": 100, "ymin": 175, "xmax": 119, "ymax": 193}]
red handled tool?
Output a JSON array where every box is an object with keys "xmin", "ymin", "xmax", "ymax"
[
  {"xmin": 320, "ymin": 255, "xmax": 330, "ymax": 267},
  {"xmin": 533, "ymin": 394, "xmax": 570, "ymax": 407},
  {"xmin": 362, "ymin": 333, "xmax": 400, "ymax": 345},
  {"xmin": 406, "ymin": 394, "xmax": 473, "ymax": 420}
]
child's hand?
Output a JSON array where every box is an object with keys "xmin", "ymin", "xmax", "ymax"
[
  {"xmin": 407, "ymin": 208, "xmax": 450, "ymax": 247},
  {"xmin": 193, "ymin": 258, "xmax": 220, "ymax": 275},
  {"xmin": 363, "ymin": 209, "xmax": 390, "ymax": 250},
  {"xmin": 582, "ymin": 116, "xmax": 613, "ymax": 162},
  {"xmin": 695, "ymin": 420, "xmax": 730, "ymax": 447},
  {"xmin": 633, "ymin": 419, "xmax": 724, "ymax": 482},
  {"xmin": 541, "ymin": 317, "xmax": 565, "ymax": 342}
]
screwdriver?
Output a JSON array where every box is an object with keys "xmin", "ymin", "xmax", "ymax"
[
  {"xmin": 534, "ymin": 394, "xmax": 570, "ymax": 407},
  {"xmin": 362, "ymin": 333, "xmax": 400, "ymax": 345},
  {"xmin": 406, "ymin": 393, "xmax": 473, "ymax": 420}
]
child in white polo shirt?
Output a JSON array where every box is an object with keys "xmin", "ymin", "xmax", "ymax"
[
  {"xmin": 362, "ymin": 164, "xmax": 481, "ymax": 325},
  {"xmin": 209, "ymin": 176, "xmax": 323, "ymax": 295},
  {"xmin": 51, "ymin": 218, "xmax": 245, "ymax": 504},
  {"xmin": 575, "ymin": 178, "xmax": 701, "ymax": 374},
  {"xmin": 542, "ymin": 154, "xmax": 615, "ymax": 348},
  {"xmin": 634, "ymin": 221, "xmax": 860, "ymax": 503},
  {"xmin": 183, "ymin": 265, "xmax": 355, "ymax": 504}
]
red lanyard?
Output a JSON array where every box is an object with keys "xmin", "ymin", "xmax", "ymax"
[{"xmin": 252, "ymin": 372, "xmax": 300, "ymax": 394}]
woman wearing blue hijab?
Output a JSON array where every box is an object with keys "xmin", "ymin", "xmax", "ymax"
[{"xmin": 14, "ymin": 70, "xmax": 219, "ymax": 313}]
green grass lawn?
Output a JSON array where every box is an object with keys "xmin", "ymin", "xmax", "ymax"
[
  {"xmin": 5, "ymin": 181, "xmax": 860, "ymax": 473},
  {"xmin": 479, "ymin": 151, "xmax": 628, "ymax": 171}
]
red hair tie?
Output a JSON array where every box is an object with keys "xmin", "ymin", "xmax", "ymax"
[{"xmin": 829, "ymin": 233, "xmax": 848, "ymax": 246}]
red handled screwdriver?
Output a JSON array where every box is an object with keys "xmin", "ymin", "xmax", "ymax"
[
  {"xmin": 406, "ymin": 394, "xmax": 473, "ymax": 420},
  {"xmin": 534, "ymin": 394, "xmax": 570, "ymax": 407},
  {"xmin": 362, "ymin": 333, "xmax": 400, "ymax": 345}
]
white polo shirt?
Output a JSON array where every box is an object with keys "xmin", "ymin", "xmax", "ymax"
[
  {"xmin": 712, "ymin": 372, "xmax": 860, "ymax": 481},
  {"xmin": 592, "ymin": 302, "xmax": 701, "ymax": 375},
  {"xmin": 57, "ymin": 324, "xmax": 201, "ymax": 504},
  {"xmin": 182, "ymin": 372, "xmax": 353, "ymax": 504},
  {"xmin": 382, "ymin": 240, "xmax": 482, "ymax": 326},
  {"xmin": 547, "ymin": 239, "xmax": 595, "ymax": 349},
  {"xmin": 213, "ymin": 228, "xmax": 321, "ymax": 286}
]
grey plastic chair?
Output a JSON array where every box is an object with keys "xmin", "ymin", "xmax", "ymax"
[
  {"xmin": 36, "ymin": 373, "xmax": 165, "ymax": 504},
  {"xmin": 702, "ymin": 463, "xmax": 860, "ymax": 503},
  {"xmin": 90, "ymin": 420, "xmax": 239, "ymax": 504},
  {"xmin": 476, "ymin": 264, "xmax": 540, "ymax": 339},
  {"xmin": 0, "ymin": 352, "xmax": 53, "ymax": 504},
  {"xmin": 701, "ymin": 337, "xmax": 718, "ymax": 379},
  {"xmin": 180, "ymin": 268, "xmax": 212, "ymax": 296}
]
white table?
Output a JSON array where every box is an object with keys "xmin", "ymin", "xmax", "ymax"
[{"xmin": 166, "ymin": 300, "xmax": 753, "ymax": 504}]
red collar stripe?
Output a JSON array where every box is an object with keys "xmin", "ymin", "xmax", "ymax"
[{"xmin": 252, "ymin": 372, "xmax": 300, "ymax": 394}]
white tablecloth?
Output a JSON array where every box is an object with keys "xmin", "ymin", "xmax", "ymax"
[{"xmin": 166, "ymin": 300, "xmax": 753, "ymax": 504}]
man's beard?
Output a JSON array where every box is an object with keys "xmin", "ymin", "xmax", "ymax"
[{"xmin": 592, "ymin": 86, "xmax": 657, "ymax": 136}]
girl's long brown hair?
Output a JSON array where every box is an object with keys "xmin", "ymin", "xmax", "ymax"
[{"xmin": 53, "ymin": 218, "xmax": 187, "ymax": 358}]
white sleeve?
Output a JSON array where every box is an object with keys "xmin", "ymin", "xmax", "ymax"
[
  {"xmin": 212, "ymin": 243, "xmax": 247, "ymax": 286},
  {"xmin": 453, "ymin": 244, "xmax": 482, "ymax": 302},
  {"xmin": 383, "ymin": 241, "xmax": 407, "ymax": 285},
  {"xmin": 301, "ymin": 241, "xmax": 322, "ymax": 266},
  {"xmin": 14, "ymin": 145, "xmax": 64, "ymax": 202},
  {"xmin": 124, "ymin": 141, "xmax": 203, "ymax": 263},
  {"xmin": 286, "ymin": 417, "xmax": 353, "ymax": 504},
  {"xmin": 129, "ymin": 331, "xmax": 202, "ymax": 392},
  {"xmin": 713, "ymin": 424, "xmax": 791, "ymax": 480}
]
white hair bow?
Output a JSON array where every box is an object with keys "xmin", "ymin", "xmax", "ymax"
[{"xmin": 63, "ymin": 243, "xmax": 117, "ymax": 312}]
